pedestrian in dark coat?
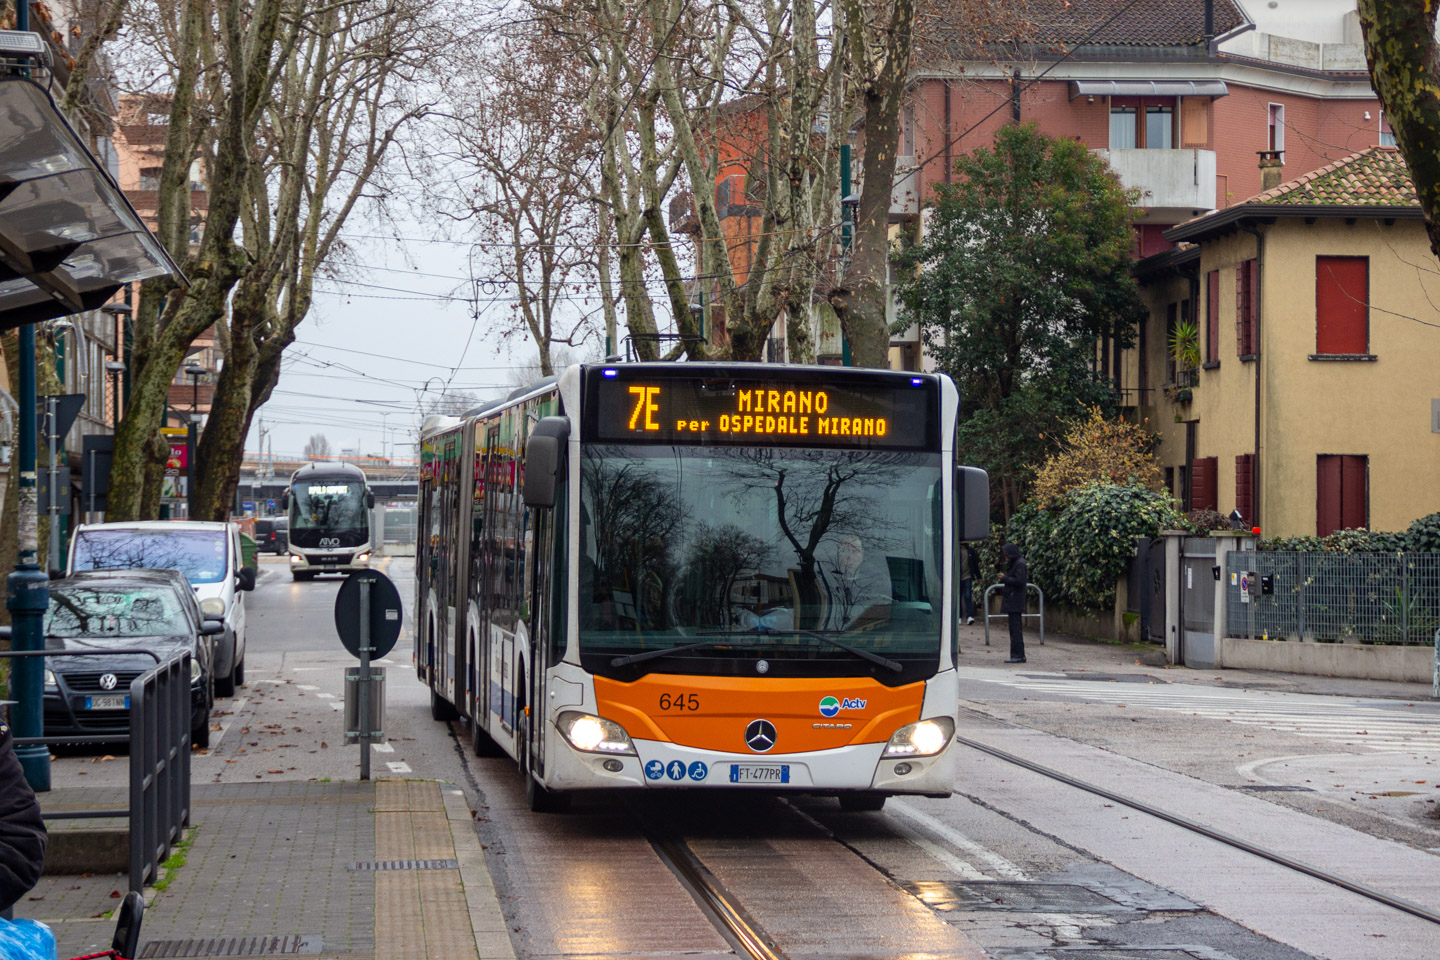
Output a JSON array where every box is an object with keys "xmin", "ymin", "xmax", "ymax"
[
  {"xmin": 999, "ymin": 543, "xmax": 1028, "ymax": 663},
  {"xmin": 960, "ymin": 544, "xmax": 980, "ymax": 625},
  {"xmin": 0, "ymin": 718, "xmax": 46, "ymax": 912}
]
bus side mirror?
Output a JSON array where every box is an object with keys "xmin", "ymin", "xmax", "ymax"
[
  {"xmin": 957, "ymin": 466, "xmax": 990, "ymax": 542},
  {"xmin": 524, "ymin": 417, "xmax": 571, "ymax": 509},
  {"xmin": 281, "ymin": 491, "xmax": 290, "ymax": 510},
  {"xmin": 367, "ymin": 491, "xmax": 376, "ymax": 510}
]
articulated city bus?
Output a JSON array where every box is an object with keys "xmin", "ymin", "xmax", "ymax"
[
  {"xmin": 284, "ymin": 462, "xmax": 375, "ymax": 580},
  {"xmin": 416, "ymin": 363, "xmax": 988, "ymax": 811}
]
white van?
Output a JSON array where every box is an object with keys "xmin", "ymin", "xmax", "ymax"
[{"xmin": 67, "ymin": 520, "xmax": 255, "ymax": 697}]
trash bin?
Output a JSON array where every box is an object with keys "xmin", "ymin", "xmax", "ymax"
[{"xmin": 239, "ymin": 532, "xmax": 258, "ymax": 571}]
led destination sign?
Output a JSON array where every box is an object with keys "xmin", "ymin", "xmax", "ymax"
[{"xmin": 590, "ymin": 373, "xmax": 935, "ymax": 449}]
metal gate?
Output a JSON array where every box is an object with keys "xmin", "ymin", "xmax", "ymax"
[
  {"xmin": 1179, "ymin": 537, "xmax": 1217, "ymax": 667},
  {"xmin": 1129, "ymin": 538, "xmax": 1168, "ymax": 643}
]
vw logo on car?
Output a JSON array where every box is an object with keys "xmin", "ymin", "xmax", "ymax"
[{"xmin": 98, "ymin": 673, "xmax": 118, "ymax": 691}]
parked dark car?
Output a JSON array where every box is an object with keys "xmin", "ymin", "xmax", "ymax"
[
  {"xmin": 43, "ymin": 570, "xmax": 223, "ymax": 748},
  {"xmin": 254, "ymin": 517, "xmax": 288, "ymax": 554}
]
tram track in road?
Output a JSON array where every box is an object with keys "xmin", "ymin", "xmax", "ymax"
[
  {"xmin": 645, "ymin": 821, "xmax": 789, "ymax": 960},
  {"xmin": 951, "ymin": 732, "xmax": 1440, "ymax": 929}
]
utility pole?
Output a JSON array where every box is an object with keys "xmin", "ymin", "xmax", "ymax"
[{"xmin": 8, "ymin": 0, "xmax": 52, "ymax": 791}]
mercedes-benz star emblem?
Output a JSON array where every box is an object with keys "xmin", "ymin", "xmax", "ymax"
[
  {"xmin": 98, "ymin": 673, "xmax": 118, "ymax": 691},
  {"xmin": 744, "ymin": 719, "xmax": 777, "ymax": 753}
]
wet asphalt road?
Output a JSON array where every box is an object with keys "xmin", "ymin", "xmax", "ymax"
[{"xmin": 48, "ymin": 554, "xmax": 1440, "ymax": 959}]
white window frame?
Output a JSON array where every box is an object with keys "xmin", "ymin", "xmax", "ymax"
[{"xmin": 1267, "ymin": 103, "xmax": 1285, "ymax": 158}]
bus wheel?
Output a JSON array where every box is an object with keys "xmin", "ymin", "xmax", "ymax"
[
  {"xmin": 527, "ymin": 774, "xmax": 570, "ymax": 813},
  {"xmin": 471, "ymin": 718, "xmax": 504, "ymax": 757},
  {"xmin": 839, "ymin": 792, "xmax": 887, "ymax": 812},
  {"xmin": 431, "ymin": 690, "xmax": 459, "ymax": 722}
]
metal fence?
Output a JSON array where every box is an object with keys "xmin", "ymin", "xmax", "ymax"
[
  {"xmin": 2, "ymin": 642, "xmax": 193, "ymax": 893},
  {"xmin": 1225, "ymin": 551, "xmax": 1440, "ymax": 645}
]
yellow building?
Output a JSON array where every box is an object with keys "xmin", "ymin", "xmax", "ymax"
[{"xmin": 1118, "ymin": 146, "xmax": 1440, "ymax": 538}]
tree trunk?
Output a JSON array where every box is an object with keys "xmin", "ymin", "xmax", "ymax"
[
  {"xmin": 1357, "ymin": 1, "xmax": 1440, "ymax": 257},
  {"xmin": 193, "ymin": 329, "xmax": 258, "ymax": 521},
  {"xmin": 829, "ymin": 0, "xmax": 915, "ymax": 369}
]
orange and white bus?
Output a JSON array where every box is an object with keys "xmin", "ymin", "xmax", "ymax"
[{"xmin": 416, "ymin": 363, "xmax": 988, "ymax": 811}]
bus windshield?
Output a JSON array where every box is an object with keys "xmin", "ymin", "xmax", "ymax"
[
  {"xmin": 578, "ymin": 445, "xmax": 943, "ymax": 677},
  {"xmin": 289, "ymin": 480, "xmax": 368, "ymax": 548}
]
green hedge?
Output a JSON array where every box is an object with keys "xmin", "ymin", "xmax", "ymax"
[
  {"xmin": 1007, "ymin": 481, "xmax": 1182, "ymax": 611},
  {"xmin": 1258, "ymin": 512, "xmax": 1440, "ymax": 553}
]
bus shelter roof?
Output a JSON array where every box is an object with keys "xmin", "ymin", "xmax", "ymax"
[{"xmin": 0, "ymin": 76, "xmax": 183, "ymax": 331}]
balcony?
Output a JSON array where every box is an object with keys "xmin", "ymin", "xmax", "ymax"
[{"xmin": 1092, "ymin": 148, "xmax": 1216, "ymax": 215}]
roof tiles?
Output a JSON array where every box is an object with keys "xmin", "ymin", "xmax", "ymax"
[{"xmin": 1253, "ymin": 146, "xmax": 1418, "ymax": 207}]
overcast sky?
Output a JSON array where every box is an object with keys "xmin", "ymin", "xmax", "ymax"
[{"xmin": 243, "ymin": 225, "xmax": 603, "ymax": 465}]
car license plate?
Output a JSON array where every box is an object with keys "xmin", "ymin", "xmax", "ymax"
[
  {"xmin": 729, "ymin": 764, "xmax": 789, "ymax": 784},
  {"xmin": 324, "ymin": 564, "xmax": 337, "ymax": 570},
  {"xmin": 85, "ymin": 696, "xmax": 129, "ymax": 711}
]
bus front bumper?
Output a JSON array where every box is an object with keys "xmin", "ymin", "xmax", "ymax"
[
  {"xmin": 541, "ymin": 733, "xmax": 956, "ymax": 796},
  {"xmin": 289, "ymin": 552, "xmax": 371, "ymax": 573}
]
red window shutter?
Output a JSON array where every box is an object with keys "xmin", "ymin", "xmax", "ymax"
[
  {"xmin": 1234, "ymin": 454, "xmax": 1254, "ymax": 524},
  {"xmin": 1341, "ymin": 455, "xmax": 1368, "ymax": 529},
  {"xmin": 1206, "ymin": 270, "xmax": 1220, "ymax": 362},
  {"xmin": 1315, "ymin": 256, "xmax": 1368, "ymax": 355},
  {"xmin": 1191, "ymin": 457, "xmax": 1218, "ymax": 512},
  {"xmin": 1317, "ymin": 455, "xmax": 1343, "ymax": 536},
  {"xmin": 1248, "ymin": 260, "xmax": 1260, "ymax": 353},
  {"xmin": 1235, "ymin": 260, "xmax": 1256, "ymax": 357}
]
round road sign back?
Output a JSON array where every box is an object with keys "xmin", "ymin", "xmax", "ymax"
[{"xmin": 334, "ymin": 569, "xmax": 403, "ymax": 659}]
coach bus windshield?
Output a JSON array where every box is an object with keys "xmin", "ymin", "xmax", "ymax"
[
  {"xmin": 578, "ymin": 445, "xmax": 944, "ymax": 680},
  {"xmin": 289, "ymin": 480, "xmax": 368, "ymax": 548}
]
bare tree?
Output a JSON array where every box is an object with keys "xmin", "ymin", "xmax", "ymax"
[
  {"xmin": 302, "ymin": 434, "xmax": 331, "ymax": 459},
  {"xmin": 433, "ymin": 23, "xmax": 600, "ymax": 377},
  {"xmin": 190, "ymin": 0, "xmax": 451, "ymax": 520}
]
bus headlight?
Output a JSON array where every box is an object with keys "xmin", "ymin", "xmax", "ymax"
[
  {"xmin": 191, "ymin": 660, "xmax": 203, "ymax": 683},
  {"xmin": 200, "ymin": 597, "xmax": 226, "ymax": 617},
  {"xmin": 882, "ymin": 718, "xmax": 954, "ymax": 758},
  {"xmin": 289, "ymin": 554, "xmax": 302, "ymax": 564},
  {"xmin": 557, "ymin": 711, "xmax": 636, "ymax": 755},
  {"xmin": 355, "ymin": 553, "xmax": 370, "ymax": 563},
  {"xmin": 44, "ymin": 669, "xmax": 57, "ymax": 688}
]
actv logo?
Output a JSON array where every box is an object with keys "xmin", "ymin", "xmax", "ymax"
[
  {"xmin": 319, "ymin": 538, "xmax": 340, "ymax": 547},
  {"xmin": 818, "ymin": 696, "xmax": 867, "ymax": 717}
]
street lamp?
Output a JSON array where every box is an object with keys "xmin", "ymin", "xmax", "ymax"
[
  {"xmin": 104, "ymin": 360, "xmax": 125, "ymax": 425},
  {"xmin": 182, "ymin": 363, "xmax": 204, "ymax": 517},
  {"xmin": 183, "ymin": 362, "xmax": 205, "ymax": 422}
]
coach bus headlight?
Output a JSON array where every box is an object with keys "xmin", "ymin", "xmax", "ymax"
[
  {"xmin": 356, "ymin": 553, "xmax": 370, "ymax": 563},
  {"xmin": 289, "ymin": 554, "xmax": 302, "ymax": 564},
  {"xmin": 558, "ymin": 711, "xmax": 636, "ymax": 755},
  {"xmin": 882, "ymin": 718, "xmax": 954, "ymax": 758}
]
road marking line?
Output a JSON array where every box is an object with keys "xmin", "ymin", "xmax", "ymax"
[
  {"xmin": 386, "ymin": 761, "xmax": 412, "ymax": 774},
  {"xmin": 329, "ymin": 702, "xmax": 344, "ymax": 711},
  {"xmin": 373, "ymin": 742, "xmax": 395, "ymax": 753},
  {"xmin": 297, "ymin": 684, "xmax": 320, "ymax": 691},
  {"xmin": 317, "ymin": 693, "xmax": 335, "ymax": 699},
  {"xmin": 890, "ymin": 800, "xmax": 1030, "ymax": 881}
]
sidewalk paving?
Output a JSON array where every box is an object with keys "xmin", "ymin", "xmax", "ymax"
[
  {"xmin": 17, "ymin": 779, "xmax": 514, "ymax": 960},
  {"xmin": 959, "ymin": 621, "xmax": 1439, "ymax": 702}
]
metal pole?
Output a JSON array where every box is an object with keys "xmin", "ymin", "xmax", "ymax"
[
  {"xmin": 8, "ymin": 268, "xmax": 52, "ymax": 788},
  {"xmin": 358, "ymin": 577, "xmax": 371, "ymax": 781},
  {"xmin": 186, "ymin": 421, "xmax": 196, "ymax": 519},
  {"xmin": 46, "ymin": 395, "xmax": 59, "ymax": 570}
]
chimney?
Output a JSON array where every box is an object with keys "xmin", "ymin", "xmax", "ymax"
[
  {"xmin": 1258, "ymin": 150, "xmax": 1284, "ymax": 192},
  {"xmin": 1204, "ymin": 0, "xmax": 1215, "ymax": 40}
]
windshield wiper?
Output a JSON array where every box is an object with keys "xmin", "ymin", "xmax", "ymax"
[
  {"xmin": 698, "ymin": 627, "xmax": 903, "ymax": 673},
  {"xmin": 610, "ymin": 639, "xmax": 738, "ymax": 667}
]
